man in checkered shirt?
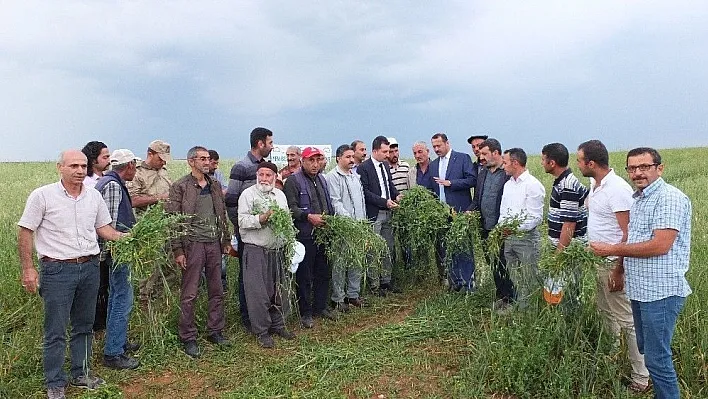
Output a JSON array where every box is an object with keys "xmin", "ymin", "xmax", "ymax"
[{"xmin": 590, "ymin": 147, "xmax": 691, "ymax": 399}]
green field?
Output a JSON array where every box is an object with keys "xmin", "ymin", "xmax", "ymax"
[{"xmin": 1, "ymin": 148, "xmax": 706, "ymax": 398}]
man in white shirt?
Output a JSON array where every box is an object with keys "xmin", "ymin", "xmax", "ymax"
[
  {"xmin": 18, "ymin": 149, "xmax": 126, "ymax": 398},
  {"xmin": 498, "ymin": 148, "xmax": 546, "ymax": 306},
  {"xmin": 577, "ymin": 140, "xmax": 649, "ymax": 393}
]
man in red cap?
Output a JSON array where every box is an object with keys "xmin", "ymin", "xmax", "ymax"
[{"xmin": 283, "ymin": 147, "xmax": 337, "ymax": 328}]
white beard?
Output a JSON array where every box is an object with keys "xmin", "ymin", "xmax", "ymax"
[{"xmin": 257, "ymin": 182, "xmax": 273, "ymax": 193}]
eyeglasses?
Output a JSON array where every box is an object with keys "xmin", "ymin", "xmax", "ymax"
[
  {"xmin": 625, "ymin": 163, "xmax": 659, "ymax": 173},
  {"xmin": 191, "ymin": 156, "xmax": 211, "ymax": 162}
]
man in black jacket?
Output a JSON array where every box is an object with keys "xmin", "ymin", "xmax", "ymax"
[
  {"xmin": 471, "ymin": 139, "xmax": 514, "ymax": 309},
  {"xmin": 358, "ymin": 136, "xmax": 400, "ymax": 295}
]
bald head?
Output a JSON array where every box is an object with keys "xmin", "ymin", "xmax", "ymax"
[{"xmin": 58, "ymin": 149, "xmax": 87, "ymax": 166}]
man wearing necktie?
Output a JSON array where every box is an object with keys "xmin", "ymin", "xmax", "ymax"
[
  {"xmin": 428, "ymin": 133, "xmax": 478, "ymax": 292},
  {"xmin": 358, "ymin": 136, "xmax": 401, "ymax": 296}
]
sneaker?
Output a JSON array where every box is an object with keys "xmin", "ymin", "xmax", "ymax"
[
  {"xmin": 300, "ymin": 316, "xmax": 314, "ymax": 329},
  {"xmin": 207, "ymin": 332, "xmax": 231, "ymax": 346},
  {"xmin": 124, "ymin": 341, "xmax": 141, "ymax": 353},
  {"xmin": 270, "ymin": 328, "xmax": 296, "ymax": 340},
  {"xmin": 345, "ymin": 297, "xmax": 365, "ymax": 308},
  {"xmin": 256, "ymin": 333, "xmax": 275, "ymax": 348},
  {"xmin": 182, "ymin": 340, "xmax": 200, "ymax": 358},
  {"xmin": 333, "ymin": 301, "xmax": 350, "ymax": 313},
  {"xmin": 70, "ymin": 375, "xmax": 106, "ymax": 390},
  {"xmin": 47, "ymin": 386, "xmax": 65, "ymax": 399},
  {"xmin": 316, "ymin": 308, "xmax": 338, "ymax": 321},
  {"xmin": 103, "ymin": 353, "xmax": 140, "ymax": 370}
]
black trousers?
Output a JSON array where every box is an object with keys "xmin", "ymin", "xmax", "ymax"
[
  {"xmin": 93, "ymin": 257, "xmax": 110, "ymax": 331},
  {"xmin": 481, "ymin": 229, "xmax": 515, "ymax": 301},
  {"xmin": 296, "ymin": 239, "xmax": 331, "ymax": 317}
]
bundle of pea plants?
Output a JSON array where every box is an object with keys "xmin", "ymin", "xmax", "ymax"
[
  {"xmin": 485, "ymin": 212, "xmax": 527, "ymax": 266},
  {"xmin": 314, "ymin": 214, "xmax": 388, "ymax": 283},
  {"xmin": 391, "ymin": 185, "xmax": 451, "ymax": 282},
  {"xmin": 109, "ymin": 202, "xmax": 188, "ymax": 281},
  {"xmin": 444, "ymin": 211, "xmax": 485, "ymax": 283}
]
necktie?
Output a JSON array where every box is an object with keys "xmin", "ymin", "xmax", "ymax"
[
  {"xmin": 439, "ymin": 156, "xmax": 448, "ymax": 203},
  {"xmin": 379, "ymin": 163, "xmax": 390, "ymax": 199}
]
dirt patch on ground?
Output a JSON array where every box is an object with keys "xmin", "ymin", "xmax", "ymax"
[{"xmin": 121, "ymin": 370, "xmax": 218, "ymax": 399}]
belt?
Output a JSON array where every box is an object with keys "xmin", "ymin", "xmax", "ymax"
[{"xmin": 41, "ymin": 255, "xmax": 96, "ymax": 264}]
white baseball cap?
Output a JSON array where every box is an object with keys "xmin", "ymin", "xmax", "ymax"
[
  {"xmin": 110, "ymin": 149, "xmax": 140, "ymax": 166},
  {"xmin": 386, "ymin": 137, "xmax": 399, "ymax": 147}
]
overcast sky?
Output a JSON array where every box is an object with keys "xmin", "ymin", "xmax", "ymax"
[{"xmin": 1, "ymin": 1, "xmax": 707, "ymax": 161}]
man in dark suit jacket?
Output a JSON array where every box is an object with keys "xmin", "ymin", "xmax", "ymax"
[
  {"xmin": 358, "ymin": 136, "xmax": 400, "ymax": 295},
  {"xmin": 473, "ymin": 139, "xmax": 514, "ymax": 308},
  {"xmin": 427, "ymin": 133, "xmax": 477, "ymax": 292}
]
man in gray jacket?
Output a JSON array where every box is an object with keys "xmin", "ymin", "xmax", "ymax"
[{"xmin": 325, "ymin": 145, "xmax": 367, "ymax": 311}]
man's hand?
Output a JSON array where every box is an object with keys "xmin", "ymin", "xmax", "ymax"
[
  {"xmin": 589, "ymin": 241, "xmax": 616, "ymax": 257},
  {"xmin": 22, "ymin": 268, "xmax": 39, "ymax": 294},
  {"xmin": 608, "ymin": 268, "xmax": 625, "ymax": 292},
  {"xmin": 308, "ymin": 214, "xmax": 325, "ymax": 227},
  {"xmin": 386, "ymin": 199, "xmax": 399, "ymax": 209},
  {"xmin": 433, "ymin": 177, "xmax": 451, "ymax": 187},
  {"xmin": 175, "ymin": 254, "xmax": 187, "ymax": 270},
  {"xmin": 501, "ymin": 228, "xmax": 513, "ymax": 238},
  {"xmin": 259, "ymin": 210, "xmax": 274, "ymax": 225},
  {"xmin": 396, "ymin": 194, "xmax": 403, "ymax": 202},
  {"xmin": 223, "ymin": 244, "xmax": 232, "ymax": 255}
]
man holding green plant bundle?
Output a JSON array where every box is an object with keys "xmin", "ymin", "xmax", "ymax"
[
  {"xmin": 590, "ymin": 147, "xmax": 692, "ymax": 399},
  {"xmin": 541, "ymin": 143, "xmax": 588, "ymax": 308},
  {"xmin": 18, "ymin": 149, "xmax": 128, "ymax": 399},
  {"xmin": 499, "ymin": 148, "xmax": 546, "ymax": 307},
  {"xmin": 577, "ymin": 140, "xmax": 649, "ymax": 394},
  {"xmin": 326, "ymin": 144, "xmax": 368, "ymax": 312},
  {"xmin": 238, "ymin": 162, "xmax": 297, "ymax": 348},
  {"xmin": 167, "ymin": 146, "xmax": 232, "ymax": 358},
  {"xmin": 284, "ymin": 146, "xmax": 337, "ymax": 328},
  {"xmin": 95, "ymin": 149, "xmax": 141, "ymax": 370}
]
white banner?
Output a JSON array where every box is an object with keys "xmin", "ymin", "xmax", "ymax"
[{"xmin": 268, "ymin": 144, "xmax": 332, "ymax": 167}]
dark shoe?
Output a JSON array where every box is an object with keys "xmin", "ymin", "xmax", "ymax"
[
  {"xmin": 207, "ymin": 332, "xmax": 231, "ymax": 346},
  {"xmin": 103, "ymin": 354, "xmax": 140, "ymax": 370},
  {"xmin": 333, "ymin": 301, "xmax": 350, "ymax": 313},
  {"xmin": 316, "ymin": 308, "xmax": 339, "ymax": 320},
  {"xmin": 627, "ymin": 381, "xmax": 651, "ymax": 394},
  {"xmin": 70, "ymin": 375, "xmax": 105, "ymax": 390},
  {"xmin": 124, "ymin": 341, "xmax": 141, "ymax": 353},
  {"xmin": 370, "ymin": 286, "xmax": 387, "ymax": 297},
  {"xmin": 270, "ymin": 328, "xmax": 296, "ymax": 340},
  {"xmin": 300, "ymin": 316, "xmax": 314, "ymax": 328},
  {"xmin": 257, "ymin": 333, "xmax": 275, "ymax": 348},
  {"xmin": 182, "ymin": 340, "xmax": 200, "ymax": 358},
  {"xmin": 346, "ymin": 297, "xmax": 366, "ymax": 308}
]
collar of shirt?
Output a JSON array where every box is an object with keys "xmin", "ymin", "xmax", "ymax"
[
  {"xmin": 512, "ymin": 169, "xmax": 531, "ymax": 183},
  {"xmin": 590, "ymin": 168, "xmax": 617, "ymax": 191},
  {"xmin": 552, "ymin": 168, "xmax": 572, "ymax": 186},
  {"xmin": 59, "ymin": 180, "xmax": 87, "ymax": 200},
  {"xmin": 633, "ymin": 177, "xmax": 665, "ymax": 199},
  {"xmin": 441, "ymin": 149, "xmax": 452, "ymax": 160},
  {"xmin": 372, "ymin": 158, "xmax": 385, "ymax": 168},
  {"xmin": 336, "ymin": 166, "xmax": 353, "ymax": 176},
  {"xmin": 246, "ymin": 151, "xmax": 263, "ymax": 164}
]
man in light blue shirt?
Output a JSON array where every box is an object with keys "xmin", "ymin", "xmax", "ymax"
[{"xmin": 591, "ymin": 147, "xmax": 691, "ymax": 399}]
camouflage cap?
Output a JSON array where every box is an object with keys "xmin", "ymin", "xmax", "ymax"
[{"xmin": 148, "ymin": 140, "xmax": 172, "ymax": 162}]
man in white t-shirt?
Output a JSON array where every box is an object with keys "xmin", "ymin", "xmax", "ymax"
[{"xmin": 577, "ymin": 140, "xmax": 650, "ymax": 394}]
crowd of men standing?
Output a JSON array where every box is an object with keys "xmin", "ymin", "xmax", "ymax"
[{"xmin": 18, "ymin": 128, "xmax": 692, "ymax": 399}]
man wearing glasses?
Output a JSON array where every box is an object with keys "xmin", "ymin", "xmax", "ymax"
[
  {"xmin": 591, "ymin": 147, "xmax": 692, "ymax": 399},
  {"xmin": 167, "ymin": 146, "xmax": 232, "ymax": 358}
]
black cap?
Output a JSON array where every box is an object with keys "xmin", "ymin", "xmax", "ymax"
[
  {"xmin": 257, "ymin": 161, "xmax": 278, "ymax": 174},
  {"xmin": 467, "ymin": 134, "xmax": 489, "ymax": 144}
]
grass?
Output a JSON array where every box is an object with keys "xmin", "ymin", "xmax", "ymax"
[{"xmin": 1, "ymin": 148, "xmax": 706, "ymax": 398}]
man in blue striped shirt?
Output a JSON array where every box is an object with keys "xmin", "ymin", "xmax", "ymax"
[
  {"xmin": 542, "ymin": 143, "xmax": 588, "ymax": 307},
  {"xmin": 591, "ymin": 147, "xmax": 692, "ymax": 399}
]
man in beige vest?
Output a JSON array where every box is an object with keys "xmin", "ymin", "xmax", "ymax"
[{"xmin": 126, "ymin": 140, "xmax": 177, "ymax": 304}]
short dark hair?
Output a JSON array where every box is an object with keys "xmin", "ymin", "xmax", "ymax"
[
  {"xmin": 351, "ymin": 140, "xmax": 364, "ymax": 150},
  {"xmin": 250, "ymin": 127, "xmax": 273, "ymax": 149},
  {"xmin": 81, "ymin": 141, "xmax": 107, "ymax": 177},
  {"xmin": 335, "ymin": 144, "xmax": 353, "ymax": 158},
  {"xmin": 187, "ymin": 146, "xmax": 209, "ymax": 160},
  {"xmin": 541, "ymin": 143, "xmax": 569, "ymax": 167},
  {"xmin": 626, "ymin": 147, "xmax": 661, "ymax": 165},
  {"xmin": 479, "ymin": 138, "xmax": 502, "ymax": 155},
  {"xmin": 431, "ymin": 133, "xmax": 448, "ymax": 142},
  {"xmin": 577, "ymin": 140, "xmax": 609, "ymax": 168},
  {"xmin": 208, "ymin": 149, "xmax": 219, "ymax": 161},
  {"xmin": 504, "ymin": 148, "xmax": 527, "ymax": 167},
  {"xmin": 372, "ymin": 136, "xmax": 390, "ymax": 151}
]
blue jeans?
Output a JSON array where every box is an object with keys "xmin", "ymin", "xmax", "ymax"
[
  {"xmin": 631, "ymin": 296, "xmax": 686, "ymax": 399},
  {"xmin": 104, "ymin": 258, "xmax": 133, "ymax": 356},
  {"xmin": 39, "ymin": 257, "xmax": 99, "ymax": 389},
  {"xmin": 449, "ymin": 252, "xmax": 475, "ymax": 291}
]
